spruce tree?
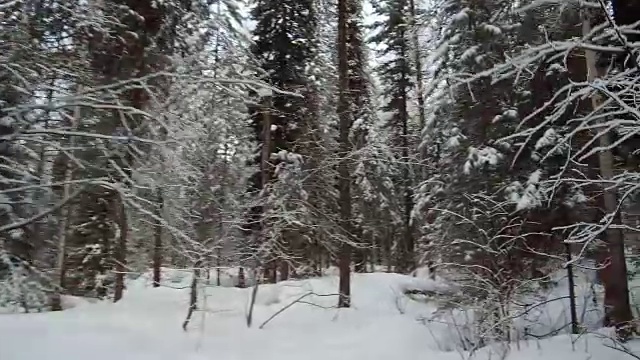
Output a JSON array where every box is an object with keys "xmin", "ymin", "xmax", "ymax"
[
  {"xmin": 249, "ymin": 0, "xmax": 318, "ymax": 281},
  {"xmin": 369, "ymin": 0, "xmax": 415, "ymax": 272}
]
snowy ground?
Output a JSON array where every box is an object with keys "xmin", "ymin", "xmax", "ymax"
[{"xmin": 1, "ymin": 269, "xmax": 639, "ymax": 360}]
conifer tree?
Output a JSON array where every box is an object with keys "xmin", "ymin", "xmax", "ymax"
[
  {"xmin": 369, "ymin": 0, "xmax": 415, "ymax": 272},
  {"xmin": 249, "ymin": 0, "xmax": 318, "ymax": 281}
]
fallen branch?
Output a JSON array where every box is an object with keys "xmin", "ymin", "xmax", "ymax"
[{"xmin": 259, "ymin": 291, "xmax": 339, "ymax": 329}]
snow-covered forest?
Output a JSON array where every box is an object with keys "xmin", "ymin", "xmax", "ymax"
[{"xmin": 2, "ymin": 0, "xmax": 640, "ymax": 359}]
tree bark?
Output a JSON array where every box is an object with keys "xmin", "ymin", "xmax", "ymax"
[
  {"xmin": 337, "ymin": 0, "xmax": 353, "ymax": 308},
  {"xmin": 583, "ymin": 13, "xmax": 633, "ymax": 339}
]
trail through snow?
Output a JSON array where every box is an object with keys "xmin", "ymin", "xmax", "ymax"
[{"xmin": 0, "ymin": 271, "xmax": 638, "ymax": 360}]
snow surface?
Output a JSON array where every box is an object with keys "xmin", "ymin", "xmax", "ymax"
[{"xmin": 1, "ymin": 270, "xmax": 639, "ymax": 360}]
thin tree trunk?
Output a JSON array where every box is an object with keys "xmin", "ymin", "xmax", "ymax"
[
  {"xmin": 428, "ymin": 262, "xmax": 436, "ymax": 280},
  {"xmin": 337, "ymin": 0, "xmax": 352, "ymax": 309},
  {"xmin": 182, "ymin": 262, "xmax": 201, "ymax": 331},
  {"xmin": 583, "ymin": 13, "xmax": 633, "ymax": 339},
  {"xmin": 112, "ymin": 134, "xmax": 133, "ymax": 300},
  {"xmin": 152, "ymin": 187, "xmax": 163, "ymax": 287},
  {"xmin": 268, "ymin": 260, "xmax": 277, "ymax": 283},
  {"xmin": 113, "ymin": 192, "xmax": 128, "ymax": 302},
  {"xmin": 353, "ymin": 226, "xmax": 366, "ymax": 273},
  {"xmin": 409, "ymin": 0, "xmax": 427, "ymax": 181},
  {"xmin": 409, "ymin": 0, "xmax": 425, "ymax": 276},
  {"xmin": 279, "ymin": 231, "xmax": 291, "ymax": 281},
  {"xmin": 369, "ymin": 236, "xmax": 378, "ymax": 272},
  {"xmin": 51, "ymin": 87, "xmax": 82, "ymax": 311},
  {"xmin": 260, "ymin": 95, "xmax": 274, "ymax": 284},
  {"xmin": 565, "ymin": 242, "xmax": 579, "ymax": 334},
  {"xmin": 315, "ymin": 247, "xmax": 322, "ymax": 276},
  {"xmin": 238, "ymin": 266, "xmax": 246, "ymax": 288},
  {"xmin": 216, "ymin": 247, "xmax": 221, "ymax": 286},
  {"xmin": 246, "ymin": 268, "xmax": 260, "ymax": 328},
  {"xmin": 385, "ymin": 228, "xmax": 393, "ymax": 272},
  {"xmin": 398, "ymin": 25, "xmax": 414, "ymax": 273},
  {"xmin": 408, "ymin": 0, "xmax": 426, "ymax": 130},
  {"xmin": 33, "ymin": 82, "xmax": 55, "ymax": 264},
  {"xmin": 279, "ymin": 260, "xmax": 289, "ymax": 281}
]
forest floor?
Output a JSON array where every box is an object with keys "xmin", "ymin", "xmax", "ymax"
[{"xmin": 1, "ymin": 269, "xmax": 640, "ymax": 360}]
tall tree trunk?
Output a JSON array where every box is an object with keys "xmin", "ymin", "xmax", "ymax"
[
  {"xmin": 337, "ymin": 0, "xmax": 353, "ymax": 309},
  {"xmin": 33, "ymin": 82, "xmax": 55, "ymax": 264},
  {"xmin": 408, "ymin": 0, "xmax": 425, "ymax": 127},
  {"xmin": 409, "ymin": 0, "xmax": 427, "ymax": 169},
  {"xmin": 583, "ymin": 12, "xmax": 633, "ymax": 339},
  {"xmin": 51, "ymin": 88, "xmax": 82, "ymax": 311},
  {"xmin": 152, "ymin": 125, "xmax": 167, "ymax": 288},
  {"xmin": 260, "ymin": 95, "xmax": 275, "ymax": 283},
  {"xmin": 400, "ymin": 59, "xmax": 414, "ymax": 273},
  {"xmin": 408, "ymin": 0, "xmax": 424, "ymax": 275}
]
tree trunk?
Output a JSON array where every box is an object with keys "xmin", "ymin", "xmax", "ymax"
[
  {"xmin": 152, "ymin": 187, "xmax": 163, "ymax": 287},
  {"xmin": 216, "ymin": 247, "xmax": 221, "ymax": 286},
  {"xmin": 237, "ymin": 266, "xmax": 246, "ymax": 288},
  {"xmin": 280, "ymin": 260, "xmax": 289, "ymax": 281},
  {"xmin": 337, "ymin": 0, "xmax": 353, "ymax": 309},
  {"xmin": 51, "ymin": 87, "xmax": 82, "ymax": 311},
  {"xmin": 259, "ymin": 95, "xmax": 274, "ymax": 284},
  {"xmin": 408, "ymin": 0, "xmax": 425, "ymax": 127},
  {"xmin": 33, "ymin": 83, "xmax": 55, "ymax": 266},
  {"xmin": 384, "ymin": 228, "xmax": 393, "ymax": 272},
  {"xmin": 182, "ymin": 262, "xmax": 200, "ymax": 331},
  {"xmin": 399, "ymin": 30, "xmax": 414, "ymax": 274},
  {"xmin": 353, "ymin": 226, "xmax": 366, "ymax": 273},
  {"xmin": 409, "ymin": 0, "xmax": 428, "ymax": 185},
  {"xmin": 113, "ymin": 192, "xmax": 128, "ymax": 302},
  {"xmin": 583, "ymin": 13, "xmax": 633, "ymax": 339},
  {"xmin": 565, "ymin": 242, "xmax": 579, "ymax": 334}
]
